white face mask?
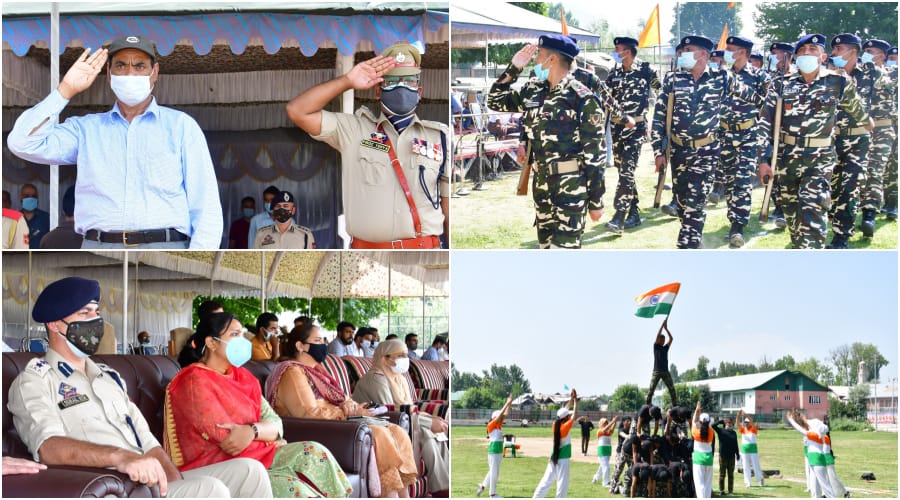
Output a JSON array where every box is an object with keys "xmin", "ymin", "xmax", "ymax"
[
  {"xmin": 110, "ymin": 72, "xmax": 154, "ymax": 107},
  {"xmin": 390, "ymin": 356, "xmax": 410, "ymax": 374}
]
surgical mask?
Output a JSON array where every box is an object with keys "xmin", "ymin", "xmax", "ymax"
[
  {"xmin": 831, "ymin": 55, "xmax": 849, "ymax": 68},
  {"xmin": 264, "ymin": 202, "xmax": 272, "ymax": 214},
  {"xmin": 860, "ymin": 52, "xmax": 875, "ymax": 64},
  {"xmin": 533, "ymin": 61, "xmax": 551, "ymax": 81},
  {"xmin": 272, "ymin": 207, "xmax": 293, "ymax": 224},
  {"xmin": 390, "ymin": 357, "xmax": 410, "ymax": 374},
  {"xmin": 21, "ymin": 197, "xmax": 38, "ymax": 212},
  {"xmin": 265, "ymin": 328, "xmax": 278, "ymax": 339},
  {"xmin": 242, "ymin": 208, "xmax": 255, "ymax": 218},
  {"xmin": 677, "ymin": 51, "xmax": 697, "ymax": 69},
  {"xmin": 140, "ymin": 340, "xmax": 151, "ymax": 346},
  {"xmin": 110, "ymin": 72, "xmax": 154, "ymax": 107},
  {"xmin": 60, "ymin": 316, "xmax": 104, "ymax": 357},
  {"xmin": 708, "ymin": 62, "xmax": 719, "ymax": 70},
  {"xmin": 361, "ymin": 340, "xmax": 372, "ymax": 349},
  {"xmin": 381, "ymin": 85, "xmax": 419, "ymax": 115},
  {"xmin": 887, "ymin": 60, "xmax": 897, "ymax": 67},
  {"xmin": 214, "ymin": 336, "xmax": 252, "ymax": 367},
  {"xmin": 612, "ymin": 52, "xmax": 624, "ymax": 64},
  {"xmin": 767, "ymin": 54, "xmax": 780, "ymax": 71},
  {"xmin": 796, "ymin": 55, "xmax": 821, "ymax": 74},
  {"xmin": 723, "ymin": 50, "xmax": 735, "ymax": 64},
  {"xmin": 306, "ymin": 343, "xmax": 328, "ymax": 363}
]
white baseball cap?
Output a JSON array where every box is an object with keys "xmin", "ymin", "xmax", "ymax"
[
  {"xmin": 557, "ymin": 408, "xmax": 571, "ymax": 419},
  {"xmin": 699, "ymin": 413, "xmax": 710, "ymax": 423},
  {"xmin": 491, "ymin": 410, "xmax": 501, "ymax": 420}
]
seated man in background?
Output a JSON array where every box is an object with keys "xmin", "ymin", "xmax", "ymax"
[
  {"xmin": 250, "ymin": 312, "xmax": 281, "ymax": 362},
  {"xmin": 421, "ymin": 335, "xmax": 447, "ymax": 361}
]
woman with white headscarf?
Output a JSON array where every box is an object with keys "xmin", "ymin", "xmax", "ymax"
[{"xmin": 351, "ymin": 340, "xmax": 450, "ymax": 495}]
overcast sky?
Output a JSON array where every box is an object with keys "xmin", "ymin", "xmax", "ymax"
[{"xmin": 451, "ymin": 251, "xmax": 898, "ymax": 396}]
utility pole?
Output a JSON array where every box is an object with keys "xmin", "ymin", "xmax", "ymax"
[{"xmin": 676, "ymin": 2, "xmax": 681, "ymax": 44}]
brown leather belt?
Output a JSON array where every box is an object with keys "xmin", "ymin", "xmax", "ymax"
[
  {"xmin": 834, "ymin": 126, "xmax": 869, "ymax": 137},
  {"xmin": 873, "ymin": 118, "xmax": 893, "ymax": 128},
  {"xmin": 721, "ymin": 118, "xmax": 756, "ymax": 131},
  {"xmin": 671, "ymin": 134, "xmax": 716, "ymax": 148},
  {"xmin": 781, "ymin": 133, "xmax": 831, "ymax": 148},
  {"xmin": 84, "ymin": 228, "xmax": 188, "ymax": 246},
  {"xmin": 612, "ymin": 115, "xmax": 645, "ymax": 124},
  {"xmin": 351, "ymin": 235, "xmax": 441, "ymax": 249}
]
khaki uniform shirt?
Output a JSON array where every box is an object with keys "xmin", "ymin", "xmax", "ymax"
[
  {"xmin": 7, "ymin": 349, "xmax": 159, "ymax": 462},
  {"xmin": 312, "ymin": 107, "xmax": 449, "ymax": 242},
  {"xmin": 252, "ymin": 222, "xmax": 315, "ymax": 249}
]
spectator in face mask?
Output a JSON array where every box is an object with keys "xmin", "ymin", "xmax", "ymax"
[
  {"xmin": 247, "ymin": 186, "xmax": 279, "ymax": 248},
  {"xmin": 19, "ymin": 183, "xmax": 50, "ymax": 249},
  {"xmin": 405, "ymin": 333, "xmax": 420, "ymax": 359},
  {"xmin": 346, "ymin": 328, "xmax": 373, "ymax": 357},
  {"xmin": 250, "ymin": 312, "xmax": 280, "ymax": 361},
  {"xmin": 421, "ymin": 335, "xmax": 447, "ymax": 361},
  {"xmin": 135, "ymin": 330, "xmax": 158, "ymax": 355},
  {"xmin": 228, "ymin": 196, "xmax": 255, "ymax": 249}
]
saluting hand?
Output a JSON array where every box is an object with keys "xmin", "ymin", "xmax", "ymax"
[
  {"xmin": 217, "ymin": 423, "xmax": 255, "ymax": 456},
  {"xmin": 59, "ymin": 48, "xmax": 108, "ymax": 100},
  {"xmin": 511, "ymin": 44, "xmax": 538, "ymax": 70},
  {"xmin": 344, "ymin": 55, "xmax": 397, "ymax": 91}
]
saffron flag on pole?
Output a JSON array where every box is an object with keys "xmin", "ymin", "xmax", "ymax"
[
  {"xmin": 635, "ymin": 282, "xmax": 681, "ymax": 318},
  {"xmin": 560, "ymin": 7, "xmax": 569, "ymax": 35},
  {"xmin": 638, "ymin": 4, "xmax": 661, "ymax": 48},
  {"xmin": 717, "ymin": 23, "xmax": 729, "ymax": 50}
]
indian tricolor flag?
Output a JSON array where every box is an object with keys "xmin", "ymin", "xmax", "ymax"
[{"xmin": 635, "ymin": 282, "xmax": 681, "ymax": 318}]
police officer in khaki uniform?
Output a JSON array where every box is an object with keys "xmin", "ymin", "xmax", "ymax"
[
  {"xmin": 6, "ymin": 277, "xmax": 273, "ymax": 498},
  {"xmin": 3, "ymin": 207, "xmax": 30, "ymax": 249},
  {"xmin": 287, "ymin": 42, "xmax": 448, "ymax": 249},
  {"xmin": 251, "ymin": 190, "xmax": 315, "ymax": 249}
]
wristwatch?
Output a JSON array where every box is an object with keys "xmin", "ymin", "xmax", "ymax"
[{"xmin": 250, "ymin": 423, "xmax": 259, "ymax": 439}]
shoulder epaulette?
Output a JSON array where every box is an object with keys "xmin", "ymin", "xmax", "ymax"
[
  {"xmin": 420, "ymin": 119, "xmax": 449, "ymax": 133},
  {"xmin": 96, "ymin": 363, "xmax": 126, "ymax": 390},
  {"xmin": 25, "ymin": 357, "xmax": 51, "ymax": 377}
]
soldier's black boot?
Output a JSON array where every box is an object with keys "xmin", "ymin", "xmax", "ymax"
[
  {"xmin": 860, "ymin": 209, "xmax": 877, "ymax": 237},
  {"xmin": 884, "ymin": 200, "xmax": 898, "ymax": 221},
  {"xmin": 728, "ymin": 222, "xmax": 745, "ymax": 249},
  {"xmin": 606, "ymin": 211, "xmax": 626, "ymax": 235},
  {"xmin": 827, "ymin": 234, "xmax": 849, "ymax": 249},
  {"xmin": 708, "ymin": 183, "xmax": 724, "ymax": 205},
  {"xmin": 660, "ymin": 198, "xmax": 678, "ymax": 217},
  {"xmin": 624, "ymin": 203, "xmax": 642, "ymax": 229},
  {"xmin": 771, "ymin": 206, "xmax": 786, "ymax": 229}
]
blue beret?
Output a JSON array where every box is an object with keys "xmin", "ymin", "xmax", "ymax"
[
  {"xmin": 863, "ymin": 39, "xmax": 891, "ymax": 53},
  {"xmin": 796, "ymin": 34, "xmax": 826, "ymax": 52},
  {"xmin": 726, "ymin": 36, "xmax": 753, "ymax": 50},
  {"xmin": 675, "ymin": 41, "xmax": 685, "ymax": 51},
  {"xmin": 33, "ymin": 277, "xmax": 101, "ymax": 323},
  {"xmin": 681, "ymin": 35, "xmax": 714, "ymax": 52},
  {"xmin": 890, "ymin": 46, "xmax": 898, "ymax": 56},
  {"xmin": 614, "ymin": 36, "xmax": 639, "ymax": 47},
  {"xmin": 710, "ymin": 50, "xmax": 725, "ymax": 58},
  {"xmin": 769, "ymin": 42, "xmax": 795, "ymax": 53},
  {"xmin": 831, "ymin": 33, "xmax": 861, "ymax": 49},
  {"xmin": 538, "ymin": 34, "xmax": 579, "ymax": 59},
  {"xmin": 273, "ymin": 190, "xmax": 296, "ymax": 205},
  {"xmin": 749, "ymin": 52, "xmax": 764, "ymax": 62}
]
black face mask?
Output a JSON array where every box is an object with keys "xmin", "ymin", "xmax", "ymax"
[
  {"xmin": 62, "ymin": 316, "xmax": 105, "ymax": 356},
  {"xmin": 306, "ymin": 343, "xmax": 328, "ymax": 363},
  {"xmin": 272, "ymin": 208, "xmax": 293, "ymax": 224}
]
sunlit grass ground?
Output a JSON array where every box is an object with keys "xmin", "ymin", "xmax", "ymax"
[
  {"xmin": 451, "ymin": 425, "xmax": 898, "ymax": 498},
  {"xmin": 450, "ymin": 144, "xmax": 898, "ymax": 249}
]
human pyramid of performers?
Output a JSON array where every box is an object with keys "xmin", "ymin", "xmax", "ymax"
[{"xmin": 475, "ymin": 319, "xmax": 850, "ymax": 498}]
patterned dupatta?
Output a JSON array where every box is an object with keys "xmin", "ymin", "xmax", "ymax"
[{"xmin": 265, "ymin": 360, "xmax": 347, "ymax": 407}]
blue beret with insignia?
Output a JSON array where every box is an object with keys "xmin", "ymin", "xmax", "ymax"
[
  {"xmin": 749, "ymin": 52, "xmax": 764, "ymax": 62},
  {"xmin": 863, "ymin": 39, "xmax": 891, "ymax": 54},
  {"xmin": 538, "ymin": 33, "xmax": 579, "ymax": 59},
  {"xmin": 681, "ymin": 35, "xmax": 714, "ymax": 52},
  {"xmin": 614, "ymin": 36, "xmax": 639, "ymax": 48},
  {"xmin": 273, "ymin": 190, "xmax": 296, "ymax": 205},
  {"xmin": 831, "ymin": 33, "xmax": 861, "ymax": 49},
  {"xmin": 769, "ymin": 42, "xmax": 795, "ymax": 54},
  {"xmin": 795, "ymin": 33, "xmax": 826, "ymax": 52},
  {"xmin": 889, "ymin": 46, "xmax": 898, "ymax": 56},
  {"xmin": 33, "ymin": 277, "xmax": 101, "ymax": 323},
  {"xmin": 710, "ymin": 50, "xmax": 725, "ymax": 58},
  {"xmin": 726, "ymin": 36, "xmax": 753, "ymax": 51}
]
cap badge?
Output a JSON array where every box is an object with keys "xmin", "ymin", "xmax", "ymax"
[
  {"xmin": 126, "ymin": 36, "xmax": 139, "ymax": 43},
  {"xmin": 396, "ymin": 52, "xmax": 406, "ymax": 63}
]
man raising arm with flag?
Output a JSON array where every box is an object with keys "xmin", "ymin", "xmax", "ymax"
[{"xmin": 646, "ymin": 319, "xmax": 676, "ymax": 406}]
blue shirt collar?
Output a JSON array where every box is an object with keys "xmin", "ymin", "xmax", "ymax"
[{"xmin": 111, "ymin": 96, "xmax": 160, "ymax": 121}]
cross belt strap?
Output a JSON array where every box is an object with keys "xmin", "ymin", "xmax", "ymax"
[{"xmin": 378, "ymin": 123, "xmax": 423, "ymax": 238}]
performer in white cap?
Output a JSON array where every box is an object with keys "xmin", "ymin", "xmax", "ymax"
[
  {"xmin": 592, "ymin": 416, "xmax": 620, "ymax": 487},
  {"xmin": 787, "ymin": 410, "xmax": 834, "ymax": 498},
  {"xmin": 692, "ymin": 401, "xmax": 715, "ymax": 498},
  {"xmin": 736, "ymin": 409, "xmax": 764, "ymax": 487},
  {"xmin": 533, "ymin": 389, "xmax": 577, "ymax": 498},
  {"xmin": 477, "ymin": 395, "xmax": 514, "ymax": 497}
]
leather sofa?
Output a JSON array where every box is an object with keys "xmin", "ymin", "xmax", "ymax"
[{"xmin": 2, "ymin": 353, "xmax": 373, "ymax": 498}]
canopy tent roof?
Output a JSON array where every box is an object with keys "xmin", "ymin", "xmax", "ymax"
[
  {"xmin": 1, "ymin": 251, "xmax": 449, "ymax": 299},
  {"xmin": 2, "ymin": 2, "xmax": 449, "ymax": 56},
  {"xmin": 450, "ymin": 2, "xmax": 600, "ymax": 49}
]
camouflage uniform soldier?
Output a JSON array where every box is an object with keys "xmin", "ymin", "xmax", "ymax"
[
  {"xmin": 858, "ymin": 39, "xmax": 898, "ymax": 237},
  {"xmin": 765, "ymin": 42, "xmax": 796, "ymax": 229},
  {"xmin": 488, "ymin": 35, "xmax": 611, "ymax": 248},
  {"xmin": 719, "ymin": 36, "xmax": 771, "ymax": 247},
  {"xmin": 884, "ymin": 46, "xmax": 898, "ymax": 220},
  {"xmin": 651, "ymin": 35, "xmax": 762, "ymax": 249},
  {"xmin": 749, "ymin": 52, "xmax": 765, "ymax": 70},
  {"xmin": 605, "ymin": 36, "xmax": 661, "ymax": 234},
  {"xmin": 758, "ymin": 34, "xmax": 871, "ymax": 249},
  {"xmin": 707, "ymin": 49, "xmax": 727, "ymax": 206},
  {"xmin": 827, "ymin": 34, "xmax": 879, "ymax": 248}
]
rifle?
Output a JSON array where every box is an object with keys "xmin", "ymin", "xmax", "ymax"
[
  {"xmin": 759, "ymin": 68, "xmax": 785, "ymax": 221},
  {"xmin": 516, "ymin": 138, "xmax": 533, "ymax": 196},
  {"xmin": 654, "ymin": 88, "xmax": 674, "ymax": 208}
]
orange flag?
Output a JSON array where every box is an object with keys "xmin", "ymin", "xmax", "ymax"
[
  {"xmin": 718, "ymin": 23, "xmax": 729, "ymax": 50},
  {"xmin": 638, "ymin": 4, "xmax": 661, "ymax": 48},
  {"xmin": 560, "ymin": 7, "xmax": 569, "ymax": 35},
  {"xmin": 727, "ymin": 2, "xmax": 736, "ymax": 8}
]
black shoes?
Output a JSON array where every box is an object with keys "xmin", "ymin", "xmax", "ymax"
[
  {"xmin": 728, "ymin": 222, "xmax": 745, "ymax": 249},
  {"xmin": 860, "ymin": 209, "xmax": 876, "ymax": 237},
  {"xmin": 624, "ymin": 204, "xmax": 642, "ymax": 229},
  {"xmin": 606, "ymin": 211, "xmax": 626, "ymax": 234}
]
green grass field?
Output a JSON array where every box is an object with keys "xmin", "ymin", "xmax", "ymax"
[
  {"xmin": 450, "ymin": 143, "xmax": 898, "ymax": 249},
  {"xmin": 451, "ymin": 425, "xmax": 898, "ymax": 498}
]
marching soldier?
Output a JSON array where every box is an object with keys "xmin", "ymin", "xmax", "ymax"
[
  {"xmin": 708, "ymin": 50, "xmax": 726, "ymax": 71},
  {"xmin": 604, "ymin": 36, "xmax": 660, "ymax": 235},
  {"xmin": 488, "ymin": 35, "xmax": 610, "ymax": 249},
  {"xmin": 660, "ymin": 40, "xmax": 687, "ymax": 219},
  {"xmin": 883, "ymin": 46, "xmax": 898, "ymax": 221},
  {"xmin": 827, "ymin": 34, "xmax": 880, "ymax": 248},
  {"xmin": 767, "ymin": 42, "xmax": 794, "ymax": 77},
  {"xmin": 757, "ymin": 34, "xmax": 871, "ymax": 249},
  {"xmin": 651, "ymin": 35, "xmax": 762, "ymax": 249},
  {"xmin": 858, "ymin": 39, "xmax": 898, "ymax": 237},
  {"xmin": 749, "ymin": 53, "xmax": 765, "ymax": 70},
  {"xmin": 719, "ymin": 36, "xmax": 771, "ymax": 248}
]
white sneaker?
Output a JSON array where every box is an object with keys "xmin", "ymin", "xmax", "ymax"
[
  {"xmin": 476, "ymin": 484, "xmax": 485, "ymax": 497},
  {"xmin": 592, "ymin": 477, "xmax": 598, "ymax": 484}
]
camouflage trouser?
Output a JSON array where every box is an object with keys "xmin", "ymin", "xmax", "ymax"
[
  {"xmin": 646, "ymin": 370, "xmax": 677, "ymax": 406},
  {"xmin": 611, "ymin": 125, "xmax": 644, "ymax": 213},
  {"xmin": 671, "ymin": 142, "xmax": 720, "ymax": 249},
  {"xmin": 885, "ymin": 129, "xmax": 898, "ymax": 208},
  {"xmin": 862, "ymin": 125, "xmax": 897, "ymax": 211},
  {"xmin": 830, "ymin": 134, "xmax": 870, "ymax": 237},
  {"xmin": 532, "ymin": 169, "xmax": 588, "ymax": 248},
  {"xmin": 773, "ymin": 144, "xmax": 834, "ymax": 249},
  {"xmin": 719, "ymin": 128, "xmax": 758, "ymax": 226},
  {"xmin": 611, "ymin": 450, "xmax": 634, "ymax": 493}
]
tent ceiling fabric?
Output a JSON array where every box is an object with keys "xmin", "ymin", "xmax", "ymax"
[
  {"xmin": 451, "ymin": 3, "xmax": 600, "ymax": 49},
  {"xmin": 2, "ymin": 6, "xmax": 448, "ymax": 57}
]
